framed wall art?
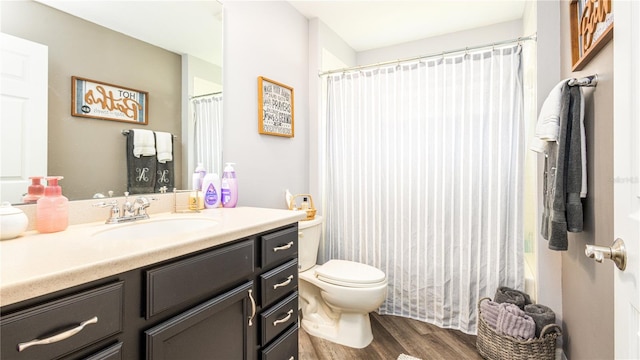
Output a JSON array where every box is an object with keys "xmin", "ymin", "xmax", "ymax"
[
  {"xmin": 72, "ymin": 76, "xmax": 149, "ymax": 124},
  {"xmin": 570, "ymin": 0, "xmax": 613, "ymax": 71},
  {"xmin": 258, "ymin": 76, "xmax": 294, "ymax": 138}
]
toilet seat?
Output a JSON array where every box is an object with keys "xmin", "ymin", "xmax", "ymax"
[{"xmin": 315, "ymin": 260, "xmax": 386, "ymax": 288}]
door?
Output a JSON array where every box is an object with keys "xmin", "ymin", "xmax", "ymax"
[
  {"xmin": 0, "ymin": 33, "xmax": 48, "ymax": 204},
  {"xmin": 613, "ymin": 1, "xmax": 640, "ymax": 358},
  {"xmin": 145, "ymin": 281, "xmax": 255, "ymax": 360}
]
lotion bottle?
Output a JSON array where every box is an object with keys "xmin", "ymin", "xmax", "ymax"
[
  {"xmin": 23, "ymin": 176, "xmax": 45, "ymax": 204},
  {"xmin": 221, "ymin": 163, "xmax": 238, "ymax": 208},
  {"xmin": 36, "ymin": 176, "xmax": 69, "ymax": 233},
  {"xmin": 192, "ymin": 162, "xmax": 206, "ymax": 190},
  {"xmin": 202, "ymin": 172, "xmax": 221, "ymax": 209}
]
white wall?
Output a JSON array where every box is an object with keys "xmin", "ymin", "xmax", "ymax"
[
  {"xmin": 308, "ymin": 19, "xmax": 357, "ymax": 216},
  {"xmin": 531, "ymin": 0, "xmax": 564, "ymax": 341},
  {"xmin": 357, "ymin": 19, "xmax": 522, "ymax": 65},
  {"xmin": 223, "ymin": 1, "xmax": 310, "ymax": 209}
]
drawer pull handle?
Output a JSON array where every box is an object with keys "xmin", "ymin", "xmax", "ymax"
[
  {"xmin": 17, "ymin": 316, "xmax": 98, "ymax": 352},
  {"xmin": 273, "ymin": 309, "xmax": 293, "ymax": 326},
  {"xmin": 273, "ymin": 241, "xmax": 294, "ymax": 252},
  {"xmin": 273, "ymin": 275, "xmax": 294, "ymax": 290},
  {"xmin": 289, "ymin": 357, "xmax": 295, "ymax": 360},
  {"xmin": 248, "ymin": 289, "xmax": 256, "ymax": 327}
]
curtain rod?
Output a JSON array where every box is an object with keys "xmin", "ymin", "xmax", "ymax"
[
  {"xmin": 318, "ymin": 33, "xmax": 537, "ymax": 77},
  {"xmin": 190, "ymin": 91, "xmax": 222, "ymax": 100}
]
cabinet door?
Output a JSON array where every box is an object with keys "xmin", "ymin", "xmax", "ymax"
[{"xmin": 145, "ymin": 281, "xmax": 255, "ymax": 360}]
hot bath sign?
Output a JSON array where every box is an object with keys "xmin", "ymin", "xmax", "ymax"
[{"xmin": 72, "ymin": 76, "xmax": 149, "ymax": 125}]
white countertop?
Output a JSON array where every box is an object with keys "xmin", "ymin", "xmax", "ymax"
[{"xmin": 0, "ymin": 207, "xmax": 307, "ymax": 307}]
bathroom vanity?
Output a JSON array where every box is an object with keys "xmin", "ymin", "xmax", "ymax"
[{"xmin": 0, "ymin": 207, "xmax": 305, "ymax": 360}]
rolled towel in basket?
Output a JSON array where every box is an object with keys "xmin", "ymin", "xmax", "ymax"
[
  {"xmin": 496, "ymin": 303, "xmax": 536, "ymax": 340},
  {"xmin": 524, "ymin": 304, "xmax": 556, "ymax": 338},
  {"xmin": 480, "ymin": 300, "xmax": 501, "ymax": 330},
  {"xmin": 494, "ymin": 286, "xmax": 532, "ymax": 310}
]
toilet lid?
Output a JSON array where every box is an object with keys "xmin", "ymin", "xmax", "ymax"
[{"xmin": 315, "ymin": 260, "xmax": 386, "ymax": 287}]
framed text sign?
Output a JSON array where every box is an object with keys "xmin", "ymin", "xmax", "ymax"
[
  {"xmin": 258, "ymin": 76, "xmax": 294, "ymax": 137},
  {"xmin": 570, "ymin": 0, "xmax": 613, "ymax": 71},
  {"xmin": 71, "ymin": 76, "xmax": 149, "ymax": 124}
]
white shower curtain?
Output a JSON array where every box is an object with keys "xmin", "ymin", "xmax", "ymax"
[
  {"xmin": 192, "ymin": 95, "xmax": 223, "ymax": 175},
  {"xmin": 323, "ymin": 45, "xmax": 524, "ymax": 334}
]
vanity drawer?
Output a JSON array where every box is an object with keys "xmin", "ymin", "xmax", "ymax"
[
  {"xmin": 83, "ymin": 342, "xmax": 123, "ymax": 360},
  {"xmin": 260, "ymin": 259, "xmax": 298, "ymax": 307},
  {"xmin": 0, "ymin": 282, "xmax": 124, "ymax": 360},
  {"xmin": 261, "ymin": 225, "xmax": 298, "ymax": 267},
  {"xmin": 260, "ymin": 291, "xmax": 298, "ymax": 345},
  {"xmin": 146, "ymin": 239, "xmax": 254, "ymax": 318},
  {"xmin": 261, "ymin": 324, "xmax": 298, "ymax": 360}
]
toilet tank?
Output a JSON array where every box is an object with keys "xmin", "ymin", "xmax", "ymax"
[{"xmin": 298, "ymin": 215, "xmax": 323, "ymax": 272}]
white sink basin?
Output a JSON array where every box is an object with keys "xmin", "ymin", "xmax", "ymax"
[{"xmin": 91, "ymin": 217, "xmax": 219, "ymax": 241}]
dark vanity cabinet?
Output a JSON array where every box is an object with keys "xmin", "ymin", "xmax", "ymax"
[{"xmin": 0, "ymin": 222, "xmax": 299, "ymax": 360}]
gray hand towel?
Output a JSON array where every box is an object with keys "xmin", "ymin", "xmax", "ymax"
[
  {"xmin": 494, "ymin": 286, "xmax": 532, "ymax": 310},
  {"xmin": 126, "ymin": 132, "xmax": 156, "ymax": 194},
  {"xmin": 524, "ymin": 304, "xmax": 556, "ymax": 338},
  {"xmin": 544, "ymin": 85, "xmax": 584, "ymax": 250},
  {"xmin": 496, "ymin": 303, "xmax": 536, "ymax": 340},
  {"xmin": 480, "ymin": 300, "xmax": 500, "ymax": 330}
]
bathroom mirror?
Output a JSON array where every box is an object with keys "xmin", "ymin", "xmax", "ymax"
[{"xmin": 0, "ymin": 0, "xmax": 223, "ymax": 203}]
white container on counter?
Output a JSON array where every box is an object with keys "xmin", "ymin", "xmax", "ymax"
[{"xmin": 0, "ymin": 202, "xmax": 28, "ymax": 240}]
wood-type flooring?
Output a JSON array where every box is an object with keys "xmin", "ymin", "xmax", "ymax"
[{"xmin": 299, "ymin": 312, "xmax": 484, "ymax": 360}]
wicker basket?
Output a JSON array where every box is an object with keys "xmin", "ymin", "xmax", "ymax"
[
  {"xmin": 476, "ymin": 297, "xmax": 561, "ymax": 360},
  {"xmin": 288, "ymin": 194, "xmax": 316, "ymax": 220}
]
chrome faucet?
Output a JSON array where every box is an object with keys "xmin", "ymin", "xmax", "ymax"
[{"xmin": 94, "ymin": 192, "xmax": 155, "ymax": 224}]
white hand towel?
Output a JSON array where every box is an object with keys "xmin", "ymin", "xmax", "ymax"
[
  {"xmin": 529, "ymin": 78, "xmax": 571, "ymax": 153},
  {"xmin": 155, "ymin": 131, "xmax": 173, "ymax": 163},
  {"xmin": 132, "ymin": 129, "xmax": 156, "ymax": 158}
]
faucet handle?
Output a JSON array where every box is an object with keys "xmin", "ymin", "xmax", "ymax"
[
  {"xmin": 93, "ymin": 200, "xmax": 118, "ymax": 208},
  {"xmin": 93, "ymin": 200, "xmax": 120, "ymax": 223},
  {"xmin": 134, "ymin": 196, "xmax": 157, "ymax": 216}
]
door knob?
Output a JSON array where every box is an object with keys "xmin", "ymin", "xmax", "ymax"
[{"xmin": 585, "ymin": 238, "xmax": 626, "ymax": 271}]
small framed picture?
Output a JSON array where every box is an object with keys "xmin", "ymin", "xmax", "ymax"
[
  {"xmin": 258, "ymin": 76, "xmax": 294, "ymax": 137},
  {"xmin": 72, "ymin": 76, "xmax": 148, "ymax": 124}
]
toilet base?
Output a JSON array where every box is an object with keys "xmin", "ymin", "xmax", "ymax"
[{"xmin": 301, "ymin": 312, "xmax": 373, "ymax": 349}]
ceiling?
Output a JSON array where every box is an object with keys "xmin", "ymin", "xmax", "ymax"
[
  {"xmin": 34, "ymin": 0, "xmax": 223, "ymax": 66},
  {"xmin": 34, "ymin": 1, "xmax": 526, "ymax": 64},
  {"xmin": 288, "ymin": 0, "xmax": 527, "ymax": 52}
]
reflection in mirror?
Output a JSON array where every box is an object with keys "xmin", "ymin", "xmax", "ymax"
[{"xmin": 0, "ymin": 0, "xmax": 222, "ymax": 204}]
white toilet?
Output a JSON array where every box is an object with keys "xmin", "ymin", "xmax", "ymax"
[{"xmin": 298, "ymin": 215, "xmax": 388, "ymax": 349}]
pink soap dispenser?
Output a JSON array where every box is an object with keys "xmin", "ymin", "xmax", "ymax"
[
  {"xmin": 23, "ymin": 176, "xmax": 45, "ymax": 204},
  {"xmin": 36, "ymin": 176, "xmax": 69, "ymax": 233}
]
